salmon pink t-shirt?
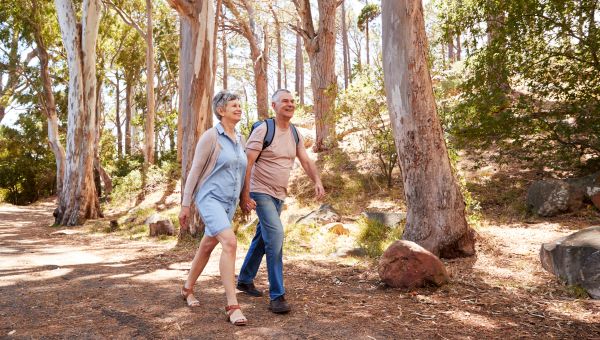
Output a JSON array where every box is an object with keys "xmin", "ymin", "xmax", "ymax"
[{"xmin": 246, "ymin": 123, "xmax": 304, "ymax": 200}]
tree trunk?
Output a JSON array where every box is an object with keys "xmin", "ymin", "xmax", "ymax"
[
  {"xmin": 294, "ymin": 0, "xmax": 338, "ymax": 152},
  {"xmin": 94, "ymin": 71, "xmax": 112, "ymax": 199},
  {"xmin": 144, "ymin": 0, "xmax": 156, "ymax": 166},
  {"xmin": 341, "ymin": 1, "xmax": 349, "ymax": 89},
  {"xmin": 32, "ymin": 7, "xmax": 66, "ymax": 198},
  {"xmin": 0, "ymin": 28, "xmax": 21, "ymax": 124},
  {"xmin": 167, "ymin": 0, "xmax": 215, "ymax": 237},
  {"xmin": 486, "ymin": 8, "xmax": 510, "ymax": 94},
  {"xmin": 54, "ymin": 0, "xmax": 101, "ymax": 226},
  {"xmin": 115, "ymin": 70, "xmax": 123, "ymax": 158},
  {"xmin": 381, "ymin": 0, "xmax": 475, "ymax": 258},
  {"xmin": 284, "ymin": 63, "xmax": 287, "ymax": 89},
  {"xmin": 125, "ymin": 79, "xmax": 132, "ymax": 155},
  {"xmin": 365, "ymin": 22, "xmax": 370, "ymax": 66},
  {"xmin": 272, "ymin": 6, "xmax": 282, "ymax": 89},
  {"xmin": 447, "ymin": 34, "xmax": 455, "ymax": 63},
  {"xmin": 295, "ymin": 24, "xmax": 304, "ymax": 105},
  {"xmin": 455, "ymin": 33, "xmax": 461, "ymax": 61},
  {"xmin": 223, "ymin": 0, "xmax": 269, "ymax": 119},
  {"xmin": 222, "ymin": 33, "xmax": 228, "ymax": 89}
]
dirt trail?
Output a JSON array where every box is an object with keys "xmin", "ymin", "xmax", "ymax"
[{"xmin": 0, "ymin": 201, "xmax": 599, "ymax": 339}]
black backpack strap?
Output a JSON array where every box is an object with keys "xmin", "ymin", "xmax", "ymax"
[
  {"xmin": 290, "ymin": 123, "xmax": 300, "ymax": 146},
  {"xmin": 263, "ymin": 118, "xmax": 276, "ymax": 149}
]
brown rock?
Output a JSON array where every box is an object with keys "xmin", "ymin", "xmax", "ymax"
[
  {"xmin": 149, "ymin": 220, "xmax": 175, "ymax": 237},
  {"xmin": 591, "ymin": 193, "xmax": 600, "ymax": 210},
  {"xmin": 378, "ymin": 240, "xmax": 449, "ymax": 289},
  {"xmin": 325, "ymin": 223, "xmax": 350, "ymax": 236}
]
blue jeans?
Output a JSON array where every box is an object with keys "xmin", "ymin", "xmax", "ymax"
[{"xmin": 238, "ymin": 192, "xmax": 285, "ymax": 300}]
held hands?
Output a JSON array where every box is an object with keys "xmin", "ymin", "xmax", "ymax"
[
  {"xmin": 240, "ymin": 194, "xmax": 256, "ymax": 214},
  {"xmin": 178, "ymin": 206, "xmax": 191, "ymax": 230}
]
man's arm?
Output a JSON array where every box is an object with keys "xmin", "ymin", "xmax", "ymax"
[
  {"xmin": 240, "ymin": 148, "xmax": 260, "ymax": 213},
  {"xmin": 296, "ymin": 145, "xmax": 325, "ymax": 200}
]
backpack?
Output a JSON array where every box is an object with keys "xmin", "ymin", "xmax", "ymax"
[{"xmin": 249, "ymin": 118, "xmax": 300, "ymax": 162}]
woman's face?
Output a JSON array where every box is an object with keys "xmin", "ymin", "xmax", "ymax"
[{"xmin": 219, "ymin": 99, "xmax": 242, "ymax": 124}]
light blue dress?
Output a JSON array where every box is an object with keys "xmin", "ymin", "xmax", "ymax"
[{"xmin": 194, "ymin": 123, "xmax": 247, "ymax": 237}]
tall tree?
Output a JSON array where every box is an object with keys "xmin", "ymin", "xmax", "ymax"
[
  {"xmin": 167, "ymin": 0, "xmax": 215, "ymax": 236},
  {"xmin": 294, "ymin": 21, "xmax": 304, "ymax": 105},
  {"xmin": 271, "ymin": 4, "xmax": 282, "ymax": 89},
  {"xmin": 341, "ymin": 1, "xmax": 350, "ymax": 89},
  {"xmin": 357, "ymin": 3, "xmax": 380, "ymax": 66},
  {"xmin": 293, "ymin": 0, "xmax": 339, "ymax": 151},
  {"xmin": 106, "ymin": 0, "xmax": 157, "ymax": 165},
  {"xmin": 26, "ymin": 0, "xmax": 67, "ymax": 199},
  {"xmin": 53, "ymin": 0, "xmax": 102, "ymax": 225},
  {"xmin": 381, "ymin": 0, "xmax": 475, "ymax": 257},
  {"xmin": 223, "ymin": 0, "xmax": 269, "ymax": 119}
]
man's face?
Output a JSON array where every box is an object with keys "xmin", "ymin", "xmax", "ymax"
[{"xmin": 272, "ymin": 92, "xmax": 295, "ymax": 119}]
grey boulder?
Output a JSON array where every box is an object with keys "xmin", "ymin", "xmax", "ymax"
[{"xmin": 540, "ymin": 226, "xmax": 600, "ymax": 299}]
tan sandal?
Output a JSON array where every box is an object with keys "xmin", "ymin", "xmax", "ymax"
[
  {"xmin": 180, "ymin": 285, "xmax": 200, "ymax": 307},
  {"xmin": 225, "ymin": 305, "xmax": 247, "ymax": 326}
]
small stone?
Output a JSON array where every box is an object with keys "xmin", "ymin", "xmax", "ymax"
[
  {"xmin": 149, "ymin": 219, "xmax": 175, "ymax": 237},
  {"xmin": 325, "ymin": 223, "xmax": 350, "ymax": 236}
]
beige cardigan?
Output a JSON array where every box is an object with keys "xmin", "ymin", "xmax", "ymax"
[{"xmin": 181, "ymin": 127, "xmax": 246, "ymax": 207}]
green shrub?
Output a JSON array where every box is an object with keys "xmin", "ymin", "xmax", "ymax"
[
  {"xmin": 336, "ymin": 67, "xmax": 398, "ymax": 187},
  {"xmin": 357, "ymin": 216, "xmax": 404, "ymax": 258},
  {"xmin": 0, "ymin": 114, "xmax": 56, "ymax": 204}
]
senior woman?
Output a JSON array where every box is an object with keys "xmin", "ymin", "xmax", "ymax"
[{"xmin": 179, "ymin": 90, "xmax": 254, "ymax": 326}]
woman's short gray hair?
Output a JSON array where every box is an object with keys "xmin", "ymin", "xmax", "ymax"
[{"xmin": 212, "ymin": 90, "xmax": 240, "ymax": 120}]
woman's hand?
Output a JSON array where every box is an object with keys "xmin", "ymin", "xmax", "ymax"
[
  {"xmin": 240, "ymin": 194, "xmax": 256, "ymax": 214},
  {"xmin": 179, "ymin": 206, "xmax": 191, "ymax": 230}
]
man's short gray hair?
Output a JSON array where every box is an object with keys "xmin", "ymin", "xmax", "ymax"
[
  {"xmin": 271, "ymin": 89, "xmax": 292, "ymax": 103},
  {"xmin": 212, "ymin": 90, "xmax": 240, "ymax": 120}
]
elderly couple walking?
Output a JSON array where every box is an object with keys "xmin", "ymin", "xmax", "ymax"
[{"xmin": 178, "ymin": 89, "xmax": 325, "ymax": 325}]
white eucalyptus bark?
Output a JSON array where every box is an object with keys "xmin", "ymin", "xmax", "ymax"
[
  {"xmin": 168, "ymin": 0, "xmax": 214, "ymax": 236},
  {"xmin": 381, "ymin": 0, "xmax": 475, "ymax": 258},
  {"xmin": 144, "ymin": 0, "xmax": 156, "ymax": 165},
  {"xmin": 54, "ymin": 0, "xmax": 101, "ymax": 225},
  {"xmin": 31, "ymin": 1, "xmax": 66, "ymax": 198}
]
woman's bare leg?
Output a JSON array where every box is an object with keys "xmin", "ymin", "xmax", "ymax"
[{"xmin": 184, "ymin": 235, "xmax": 219, "ymax": 305}]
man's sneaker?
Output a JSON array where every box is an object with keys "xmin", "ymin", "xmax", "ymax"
[
  {"xmin": 236, "ymin": 282, "xmax": 264, "ymax": 297},
  {"xmin": 269, "ymin": 295, "xmax": 291, "ymax": 314}
]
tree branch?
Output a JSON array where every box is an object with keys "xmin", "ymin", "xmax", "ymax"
[
  {"xmin": 166, "ymin": 0, "xmax": 196, "ymax": 19},
  {"xmin": 103, "ymin": 0, "xmax": 146, "ymax": 39}
]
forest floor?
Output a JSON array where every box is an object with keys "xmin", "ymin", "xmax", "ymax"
[{"xmin": 1, "ymin": 192, "xmax": 599, "ymax": 339}]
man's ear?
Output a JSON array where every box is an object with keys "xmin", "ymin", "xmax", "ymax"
[{"xmin": 271, "ymin": 102, "xmax": 276, "ymax": 110}]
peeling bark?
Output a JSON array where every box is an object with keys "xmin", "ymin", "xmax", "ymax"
[
  {"xmin": 144, "ymin": 0, "xmax": 156, "ymax": 165},
  {"xmin": 223, "ymin": 0, "xmax": 269, "ymax": 119},
  {"xmin": 167, "ymin": 0, "xmax": 214, "ymax": 237},
  {"xmin": 54, "ymin": 0, "xmax": 101, "ymax": 225},
  {"xmin": 293, "ymin": 0, "xmax": 338, "ymax": 151},
  {"xmin": 381, "ymin": 0, "xmax": 475, "ymax": 258}
]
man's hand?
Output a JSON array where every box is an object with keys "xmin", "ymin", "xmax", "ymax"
[
  {"xmin": 314, "ymin": 182, "xmax": 325, "ymax": 200},
  {"xmin": 240, "ymin": 194, "xmax": 256, "ymax": 214},
  {"xmin": 179, "ymin": 206, "xmax": 190, "ymax": 230}
]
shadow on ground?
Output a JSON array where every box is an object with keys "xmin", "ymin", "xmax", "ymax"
[{"xmin": 0, "ymin": 201, "xmax": 598, "ymax": 339}]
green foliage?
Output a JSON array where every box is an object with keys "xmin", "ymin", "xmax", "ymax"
[
  {"xmin": 565, "ymin": 285, "xmax": 590, "ymax": 299},
  {"xmin": 437, "ymin": 0, "xmax": 600, "ymax": 173},
  {"xmin": 336, "ymin": 67, "xmax": 398, "ymax": 187},
  {"xmin": 356, "ymin": 216, "xmax": 404, "ymax": 258},
  {"xmin": 0, "ymin": 113, "xmax": 56, "ymax": 204},
  {"xmin": 357, "ymin": 4, "xmax": 381, "ymax": 31}
]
